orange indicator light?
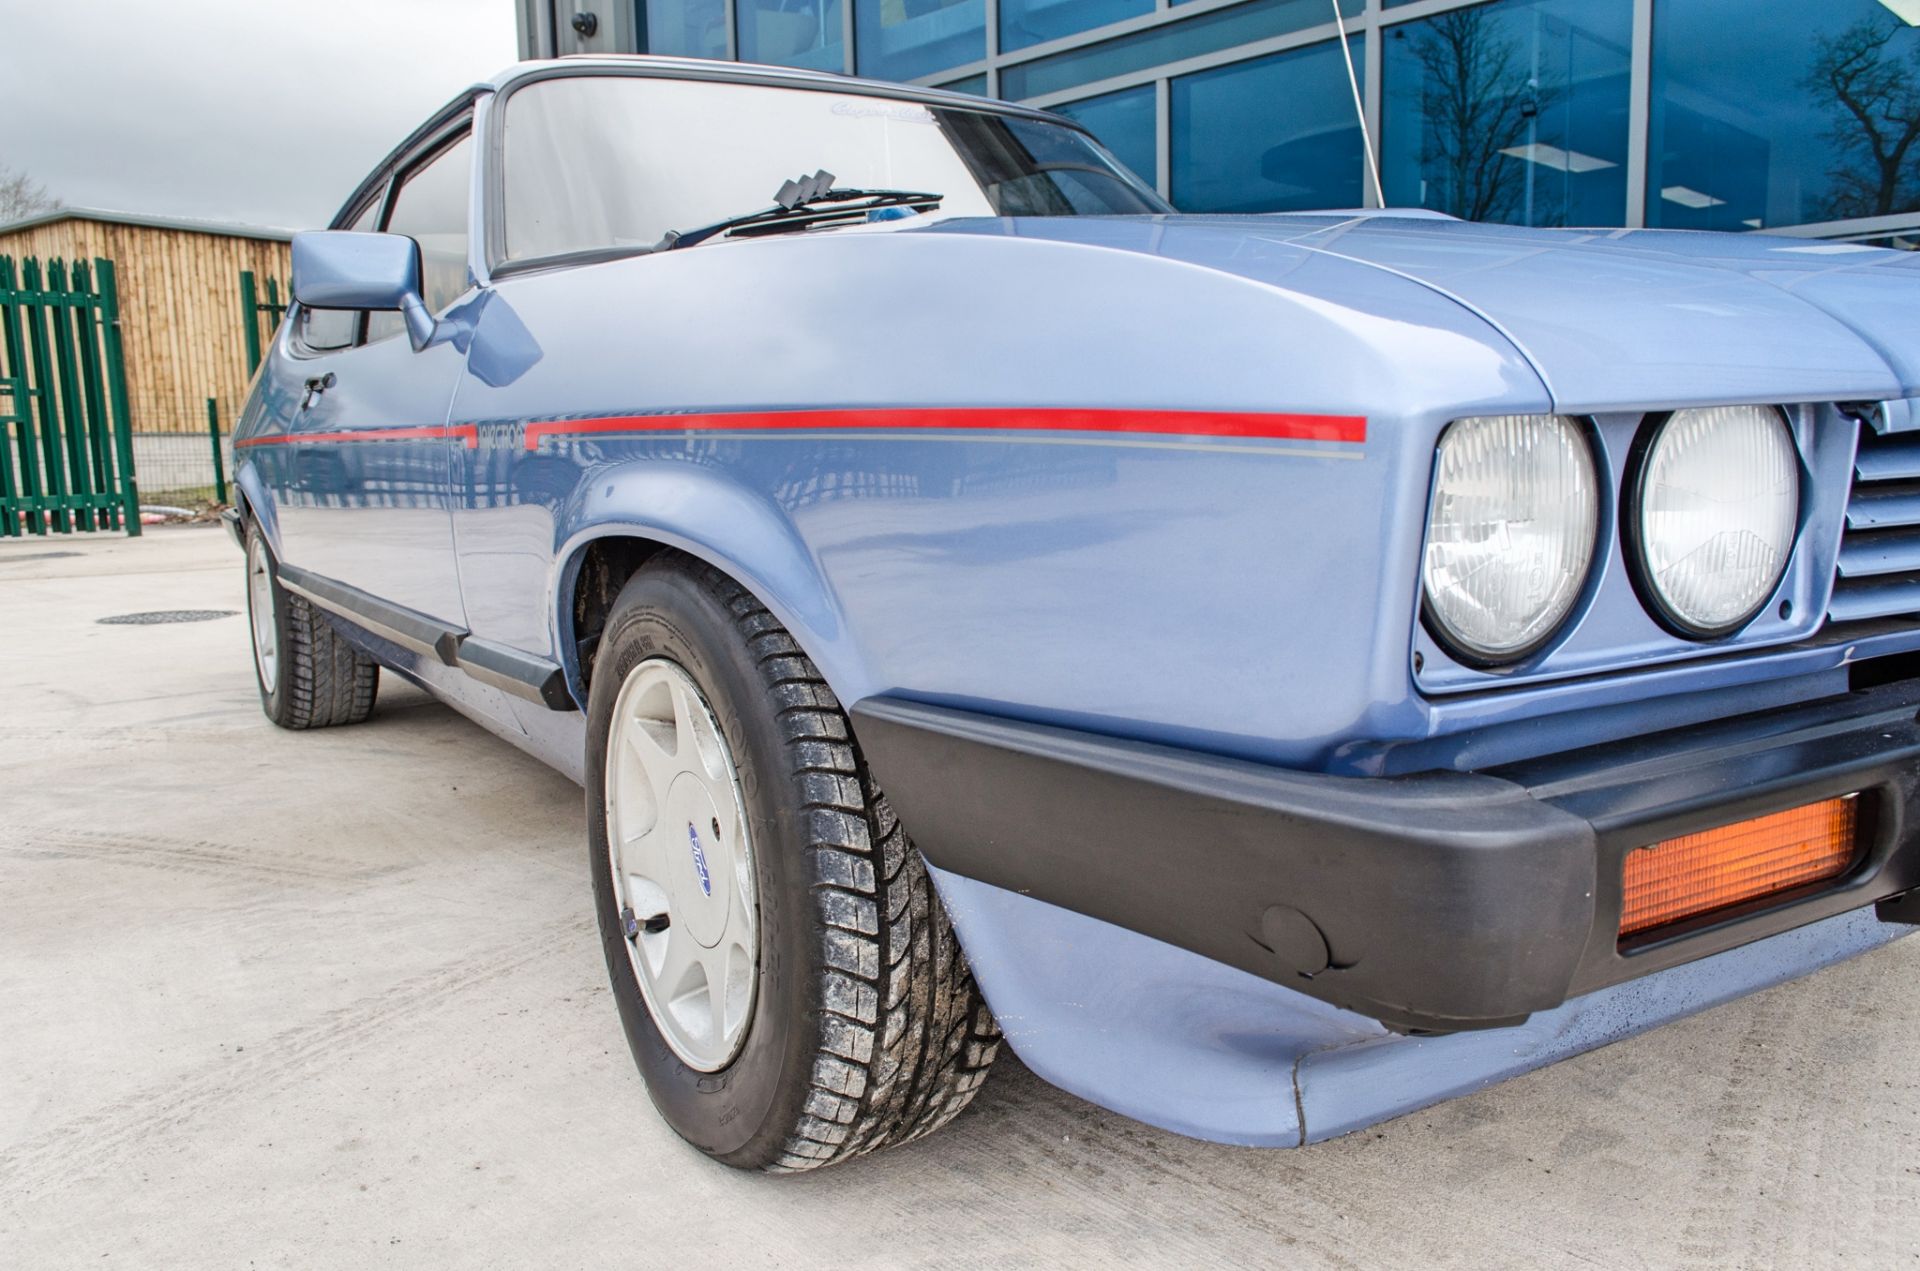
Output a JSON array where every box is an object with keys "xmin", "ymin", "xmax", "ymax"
[{"xmin": 1620, "ymin": 797, "xmax": 1858, "ymax": 938}]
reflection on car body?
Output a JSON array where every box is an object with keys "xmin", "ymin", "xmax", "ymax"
[{"xmin": 227, "ymin": 55, "xmax": 1920, "ymax": 1170}]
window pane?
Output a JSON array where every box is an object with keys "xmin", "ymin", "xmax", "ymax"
[
  {"xmin": 1650, "ymin": 0, "xmax": 1920, "ymax": 231},
  {"xmin": 855, "ymin": 0, "xmax": 985, "ymax": 82},
  {"xmin": 642, "ymin": 0, "xmax": 728, "ymax": 58},
  {"xmin": 1000, "ymin": 0, "xmax": 1153, "ymax": 55},
  {"xmin": 367, "ymin": 134, "xmax": 472, "ymax": 343},
  {"xmin": 1054, "ymin": 85, "xmax": 1157, "ymax": 189},
  {"xmin": 737, "ymin": 0, "xmax": 844, "ymax": 71},
  {"xmin": 943, "ymin": 110, "xmax": 1165, "ymax": 212},
  {"xmin": 499, "ymin": 77, "xmax": 1167, "ymax": 263},
  {"xmin": 1171, "ymin": 39, "xmax": 1364, "ymax": 213},
  {"xmin": 935, "ymin": 74, "xmax": 989, "ymax": 95},
  {"xmin": 1382, "ymin": 0, "xmax": 1631, "ymax": 227},
  {"xmin": 301, "ymin": 198, "xmax": 381, "ymax": 352},
  {"xmin": 1001, "ymin": 0, "xmax": 1357, "ymax": 101}
]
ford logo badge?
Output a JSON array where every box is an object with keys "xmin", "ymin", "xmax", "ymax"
[{"xmin": 687, "ymin": 822, "xmax": 713, "ymax": 897}]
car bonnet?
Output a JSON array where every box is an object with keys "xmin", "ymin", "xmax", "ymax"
[{"xmin": 919, "ymin": 213, "xmax": 1917, "ymax": 413}]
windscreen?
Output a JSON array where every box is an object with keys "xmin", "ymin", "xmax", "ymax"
[{"xmin": 500, "ymin": 75, "xmax": 1169, "ymax": 263}]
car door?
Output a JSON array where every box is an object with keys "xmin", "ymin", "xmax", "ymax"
[{"xmin": 269, "ymin": 126, "xmax": 475, "ymax": 631}]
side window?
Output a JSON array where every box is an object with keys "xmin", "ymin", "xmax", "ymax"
[
  {"xmin": 367, "ymin": 132, "xmax": 474, "ymax": 344},
  {"xmin": 298, "ymin": 197, "xmax": 382, "ymax": 352}
]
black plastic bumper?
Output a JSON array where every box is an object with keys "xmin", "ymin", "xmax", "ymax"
[{"xmin": 851, "ymin": 682, "xmax": 1920, "ymax": 1034}]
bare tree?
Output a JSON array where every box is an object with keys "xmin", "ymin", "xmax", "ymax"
[
  {"xmin": 1805, "ymin": 18, "xmax": 1920, "ymax": 222},
  {"xmin": 1409, "ymin": 8, "xmax": 1561, "ymax": 224},
  {"xmin": 0, "ymin": 163, "xmax": 59, "ymax": 224}
]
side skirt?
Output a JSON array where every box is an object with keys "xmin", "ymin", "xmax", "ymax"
[{"xmin": 275, "ymin": 562, "xmax": 576, "ymax": 712}]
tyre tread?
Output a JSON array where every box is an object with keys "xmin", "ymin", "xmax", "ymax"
[
  {"xmin": 671, "ymin": 558, "xmax": 1001, "ymax": 1172},
  {"xmin": 278, "ymin": 590, "xmax": 378, "ymax": 728},
  {"xmin": 251, "ymin": 528, "xmax": 378, "ymax": 731}
]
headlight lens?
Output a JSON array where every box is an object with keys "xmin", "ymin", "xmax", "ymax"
[
  {"xmin": 1423, "ymin": 414, "xmax": 1599, "ymax": 663},
  {"xmin": 1633, "ymin": 405, "xmax": 1799, "ymax": 637}
]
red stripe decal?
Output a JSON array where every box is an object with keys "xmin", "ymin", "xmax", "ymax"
[
  {"xmin": 522, "ymin": 408, "xmax": 1365, "ymax": 452},
  {"xmin": 236, "ymin": 424, "xmax": 478, "ymax": 449}
]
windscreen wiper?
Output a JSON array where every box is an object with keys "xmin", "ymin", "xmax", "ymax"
[{"xmin": 653, "ymin": 170, "xmax": 942, "ymax": 251}]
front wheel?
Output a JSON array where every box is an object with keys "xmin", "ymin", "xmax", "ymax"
[{"xmin": 587, "ymin": 555, "xmax": 1000, "ymax": 1171}]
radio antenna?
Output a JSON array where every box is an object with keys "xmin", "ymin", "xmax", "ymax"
[{"xmin": 1331, "ymin": 1, "xmax": 1384, "ymax": 208}]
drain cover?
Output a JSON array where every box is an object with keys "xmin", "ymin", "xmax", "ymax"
[
  {"xmin": 1, "ymin": 551, "xmax": 82, "ymax": 563},
  {"xmin": 97, "ymin": 609, "xmax": 238, "ymax": 625}
]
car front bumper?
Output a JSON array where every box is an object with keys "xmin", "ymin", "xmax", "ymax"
[{"xmin": 852, "ymin": 680, "xmax": 1920, "ymax": 1035}]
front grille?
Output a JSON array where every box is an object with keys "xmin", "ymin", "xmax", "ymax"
[{"xmin": 1829, "ymin": 423, "xmax": 1920, "ymax": 623}]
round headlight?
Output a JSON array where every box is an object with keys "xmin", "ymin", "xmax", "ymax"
[
  {"xmin": 1631, "ymin": 405, "xmax": 1798, "ymax": 638},
  {"xmin": 1423, "ymin": 414, "xmax": 1600, "ymax": 664}
]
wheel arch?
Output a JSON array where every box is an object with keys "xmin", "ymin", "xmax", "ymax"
[
  {"xmin": 551, "ymin": 470, "xmax": 862, "ymax": 712},
  {"xmin": 231, "ymin": 461, "xmax": 281, "ymax": 552}
]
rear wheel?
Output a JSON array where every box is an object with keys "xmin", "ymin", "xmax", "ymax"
[
  {"xmin": 245, "ymin": 523, "xmax": 379, "ymax": 729},
  {"xmin": 587, "ymin": 555, "xmax": 1000, "ymax": 1171}
]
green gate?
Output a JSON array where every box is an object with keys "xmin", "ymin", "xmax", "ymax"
[
  {"xmin": 238, "ymin": 269, "xmax": 289, "ymax": 377},
  {"xmin": 0, "ymin": 256, "xmax": 140, "ymax": 537}
]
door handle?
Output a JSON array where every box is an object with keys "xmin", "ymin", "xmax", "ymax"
[{"xmin": 301, "ymin": 372, "xmax": 336, "ymax": 410}]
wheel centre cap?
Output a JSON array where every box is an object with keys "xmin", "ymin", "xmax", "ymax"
[{"xmin": 665, "ymin": 771, "xmax": 729, "ymax": 948}]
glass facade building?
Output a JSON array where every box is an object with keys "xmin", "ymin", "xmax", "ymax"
[{"xmin": 518, "ymin": 0, "xmax": 1920, "ymax": 244}]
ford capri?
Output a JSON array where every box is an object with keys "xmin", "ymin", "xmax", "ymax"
[{"xmin": 226, "ymin": 55, "xmax": 1920, "ymax": 1171}]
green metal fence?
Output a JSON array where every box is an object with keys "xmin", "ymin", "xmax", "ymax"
[
  {"xmin": 0, "ymin": 256, "xmax": 140, "ymax": 537},
  {"xmin": 239, "ymin": 270, "xmax": 289, "ymax": 377}
]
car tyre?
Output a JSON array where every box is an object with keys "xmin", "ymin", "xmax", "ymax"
[
  {"xmin": 587, "ymin": 553, "xmax": 1000, "ymax": 1171},
  {"xmin": 245, "ymin": 522, "xmax": 379, "ymax": 729}
]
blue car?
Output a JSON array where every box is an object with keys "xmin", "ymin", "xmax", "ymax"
[{"xmin": 227, "ymin": 55, "xmax": 1920, "ymax": 1171}]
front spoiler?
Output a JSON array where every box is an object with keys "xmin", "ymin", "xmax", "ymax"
[
  {"xmin": 852, "ymin": 681, "xmax": 1920, "ymax": 1034},
  {"xmin": 930, "ymin": 870, "xmax": 1908, "ymax": 1147}
]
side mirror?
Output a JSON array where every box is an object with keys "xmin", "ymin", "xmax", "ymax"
[{"xmin": 290, "ymin": 231, "xmax": 436, "ymax": 351}]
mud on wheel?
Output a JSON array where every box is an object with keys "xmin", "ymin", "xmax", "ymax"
[{"xmin": 586, "ymin": 553, "xmax": 1001, "ymax": 1171}]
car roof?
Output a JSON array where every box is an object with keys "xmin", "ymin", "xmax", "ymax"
[{"xmin": 483, "ymin": 55, "xmax": 1065, "ymax": 126}]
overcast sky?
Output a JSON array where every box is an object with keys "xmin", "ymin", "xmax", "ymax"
[{"xmin": 0, "ymin": 0, "xmax": 520, "ymax": 230}]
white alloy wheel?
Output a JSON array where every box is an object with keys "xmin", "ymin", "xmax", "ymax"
[
  {"xmin": 604, "ymin": 657, "xmax": 759, "ymax": 1071},
  {"xmin": 247, "ymin": 533, "xmax": 279, "ymax": 691}
]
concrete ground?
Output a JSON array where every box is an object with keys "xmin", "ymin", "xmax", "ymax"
[{"xmin": 2, "ymin": 527, "xmax": 1917, "ymax": 1271}]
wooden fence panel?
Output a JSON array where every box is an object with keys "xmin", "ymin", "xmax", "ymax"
[{"xmin": 0, "ymin": 219, "xmax": 290, "ymax": 436}]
